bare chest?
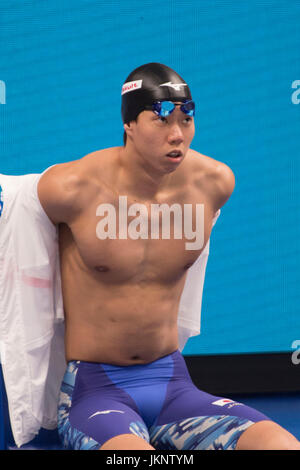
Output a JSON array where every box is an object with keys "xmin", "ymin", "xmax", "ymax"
[{"xmin": 59, "ymin": 192, "xmax": 215, "ymax": 283}]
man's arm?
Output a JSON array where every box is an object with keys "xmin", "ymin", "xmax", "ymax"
[
  {"xmin": 210, "ymin": 162, "xmax": 235, "ymax": 212},
  {"xmin": 37, "ymin": 162, "xmax": 82, "ymax": 226}
]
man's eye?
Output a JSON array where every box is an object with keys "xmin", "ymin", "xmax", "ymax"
[
  {"xmin": 158, "ymin": 116, "xmax": 167, "ymax": 122},
  {"xmin": 184, "ymin": 117, "xmax": 192, "ymax": 123}
]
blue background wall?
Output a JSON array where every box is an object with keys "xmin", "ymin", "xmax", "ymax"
[{"xmin": 1, "ymin": 0, "xmax": 299, "ymax": 356}]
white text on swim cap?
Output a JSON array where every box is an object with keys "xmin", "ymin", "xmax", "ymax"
[{"xmin": 122, "ymin": 80, "xmax": 143, "ymax": 95}]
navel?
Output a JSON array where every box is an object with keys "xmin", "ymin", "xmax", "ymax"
[{"xmin": 95, "ymin": 265, "xmax": 110, "ymax": 273}]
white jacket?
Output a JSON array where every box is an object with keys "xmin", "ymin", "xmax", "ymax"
[{"xmin": 0, "ymin": 168, "xmax": 220, "ymax": 447}]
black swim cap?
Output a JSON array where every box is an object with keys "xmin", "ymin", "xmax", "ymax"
[{"xmin": 121, "ymin": 63, "xmax": 192, "ymax": 124}]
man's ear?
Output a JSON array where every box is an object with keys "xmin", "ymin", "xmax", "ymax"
[{"xmin": 124, "ymin": 121, "xmax": 134, "ymax": 139}]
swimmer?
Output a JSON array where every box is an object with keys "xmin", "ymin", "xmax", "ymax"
[{"xmin": 38, "ymin": 63, "xmax": 300, "ymax": 450}]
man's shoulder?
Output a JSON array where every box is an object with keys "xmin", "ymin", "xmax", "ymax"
[
  {"xmin": 188, "ymin": 148, "xmax": 232, "ymax": 175},
  {"xmin": 38, "ymin": 147, "xmax": 116, "ymax": 224},
  {"xmin": 187, "ymin": 149, "xmax": 235, "ymax": 210},
  {"xmin": 39, "ymin": 147, "xmax": 118, "ymax": 189}
]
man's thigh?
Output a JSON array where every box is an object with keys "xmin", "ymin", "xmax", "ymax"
[
  {"xmin": 149, "ymin": 386, "xmax": 271, "ymax": 450},
  {"xmin": 58, "ymin": 360, "xmax": 151, "ymax": 450}
]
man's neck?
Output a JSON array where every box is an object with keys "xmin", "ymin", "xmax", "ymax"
[{"xmin": 117, "ymin": 146, "xmax": 176, "ymax": 201}]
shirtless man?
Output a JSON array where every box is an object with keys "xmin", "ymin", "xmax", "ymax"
[{"xmin": 38, "ymin": 63, "xmax": 300, "ymax": 450}]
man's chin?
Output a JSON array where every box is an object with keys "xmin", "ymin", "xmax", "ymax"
[{"xmin": 163, "ymin": 153, "xmax": 185, "ymax": 170}]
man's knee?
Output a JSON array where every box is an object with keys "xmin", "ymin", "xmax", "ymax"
[
  {"xmin": 99, "ymin": 433, "xmax": 155, "ymax": 450},
  {"xmin": 236, "ymin": 420, "xmax": 300, "ymax": 450}
]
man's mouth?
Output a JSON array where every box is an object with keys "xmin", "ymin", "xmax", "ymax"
[{"xmin": 166, "ymin": 150, "xmax": 183, "ymax": 160}]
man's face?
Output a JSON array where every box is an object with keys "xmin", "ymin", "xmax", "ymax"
[{"xmin": 126, "ymin": 103, "xmax": 195, "ymax": 173}]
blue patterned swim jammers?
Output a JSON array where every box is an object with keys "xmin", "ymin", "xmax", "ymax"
[{"xmin": 57, "ymin": 350, "xmax": 270, "ymax": 450}]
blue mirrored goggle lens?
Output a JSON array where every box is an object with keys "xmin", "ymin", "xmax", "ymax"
[
  {"xmin": 181, "ymin": 101, "xmax": 195, "ymax": 116},
  {"xmin": 152, "ymin": 100, "xmax": 195, "ymax": 117},
  {"xmin": 158, "ymin": 101, "xmax": 176, "ymax": 117}
]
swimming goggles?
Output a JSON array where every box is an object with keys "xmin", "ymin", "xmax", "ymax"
[{"xmin": 145, "ymin": 100, "xmax": 195, "ymax": 118}]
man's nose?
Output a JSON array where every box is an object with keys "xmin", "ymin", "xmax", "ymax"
[{"xmin": 168, "ymin": 124, "xmax": 184, "ymax": 145}]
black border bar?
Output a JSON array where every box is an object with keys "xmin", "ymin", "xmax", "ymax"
[{"xmin": 183, "ymin": 352, "xmax": 300, "ymax": 395}]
